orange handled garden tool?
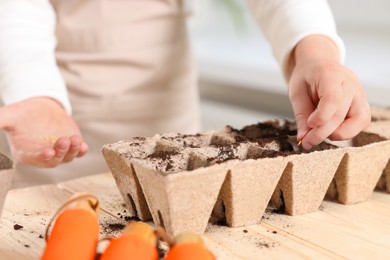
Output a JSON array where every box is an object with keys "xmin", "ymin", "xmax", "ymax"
[
  {"xmin": 100, "ymin": 221, "xmax": 158, "ymax": 260},
  {"xmin": 164, "ymin": 232, "xmax": 215, "ymax": 260},
  {"xmin": 41, "ymin": 193, "xmax": 100, "ymax": 260}
]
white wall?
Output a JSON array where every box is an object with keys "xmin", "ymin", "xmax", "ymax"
[
  {"xmin": 328, "ymin": 0, "xmax": 390, "ymax": 30},
  {"xmin": 189, "ymin": 0, "xmax": 390, "ymax": 107}
]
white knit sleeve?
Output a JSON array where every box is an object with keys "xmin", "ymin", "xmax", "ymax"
[
  {"xmin": 246, "ymin": 0, "xmax": 345, "ymax": 73},
  {"xmin": 0, "ymin": 0, "xmax": 71, "ymax": 114}
]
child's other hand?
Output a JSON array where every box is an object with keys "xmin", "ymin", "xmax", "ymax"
[
  {"xmin": 288, "ymin": 36, "xmax": 371, "ymax": 150},
  {"xmin": 0, "ymin": 97, "xmax": 88, "ymax": 167}
]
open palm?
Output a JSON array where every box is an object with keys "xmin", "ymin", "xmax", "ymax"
[{"xmin": 0, "ymin": 98, "xmax": 88, "ymax": 167}]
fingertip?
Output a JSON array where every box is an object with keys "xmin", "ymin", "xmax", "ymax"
[
  {"xmin": 40, "ymin": 148, "xmax": 55, "ymax": 161},
  {"xmin": 81, "ymin": 142, "xmax": 89, "ymax": 152},
  {"xmin": 330, "ymin": 102, "xmax": 372, "ymax": 141},
  {"xmin": 360, "ymin": 106, "xmax": 372, "ymax": 128},
  {"xmin": 297, "ymin": 129, "xmax": 308, "ymax": 142},
  {"xmin": 300, "ymin": 133, "xmax": 315, "ymax": 151},
  {"xmin": 329, "ymin": 120, "xmax": 365, "ymax": 141},
  {"xmin": 301, "ymin": 142, "xmax": 313, "ymax": 151},
  {"xmin": 300, "ymin": 126, "xmax": 330, "ymax": 151},
  {"xmin": 54, "ymin": 137, "xmax": 71, "ymax": 151},
  {"xmin": 69, "ymin": 136, "xmax": 82, "ymax": 153},
  {"xmin": 77, "ymin": 143, "xmax": 89, "ymax": 157},
  {"xmin": 69, "ymin": 135, "xmax": 82, "ymax": 145}
]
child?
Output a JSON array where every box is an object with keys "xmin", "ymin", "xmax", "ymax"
[{"xmin": 0, "ymin": 0, "xmax": 370, "ymax": 186}]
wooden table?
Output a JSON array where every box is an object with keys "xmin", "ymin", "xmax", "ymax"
[{"xmin": 1, "ymin": 172, "xmax": 390, "ymax": 259}]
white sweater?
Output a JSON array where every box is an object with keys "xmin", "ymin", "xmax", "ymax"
[{"xmin": 0, "ymin": 0, "xmax": 344, "ymax": 114}]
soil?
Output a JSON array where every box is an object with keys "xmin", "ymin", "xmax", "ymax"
[
  {"xmin": 139, "ymin": 120, "xmax": 341, "ymax": 176},
  {"xmin": 13, "ymin": 224, "xmax": 23, "ymax": 230}
]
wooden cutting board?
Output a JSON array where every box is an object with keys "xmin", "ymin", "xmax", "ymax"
[{"xmin": 1, "ymin": 172, "xmax": 390, "ymax": 259}]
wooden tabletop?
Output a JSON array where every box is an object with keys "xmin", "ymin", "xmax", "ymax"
[{"xmin": 1, "ymin": 172, "xmax": 390, "ymax": 259}]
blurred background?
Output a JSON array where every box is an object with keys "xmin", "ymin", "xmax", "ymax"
[{"xmin": 188, "ymin": 0, "xmax": 390, "ymax": 131}]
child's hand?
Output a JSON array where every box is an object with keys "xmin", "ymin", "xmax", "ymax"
[
  {"xmin": 0, "ymin": 97, "xmax": 88, "ymax": 167},
  {"xmin": 288, "ymin": 36, "xmax": 371, "ymax": 150}
]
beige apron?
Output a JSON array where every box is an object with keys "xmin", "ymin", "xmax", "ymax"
[{"xmin": 11, "ymin": 0, "xmax": 200, "ymax": 187}]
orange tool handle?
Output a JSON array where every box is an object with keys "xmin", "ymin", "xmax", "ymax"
[
  {"xmin": 41, "ymin": 208, "xmax": 99, "ymax": 260},
  {"xmin": 100, "ymin": 234, "xmax": 159, "ymax": 260},
  {"xmin": 165, "ymin": 243, "xmax": 215, "ymax": 260}
]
